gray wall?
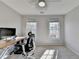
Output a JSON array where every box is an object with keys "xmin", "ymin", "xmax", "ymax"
[
  {"xmin": 22, "ymin": 15, "xmax": 65, "ymax": 45},
  {"xmin": 65, "ymin": 6, "xmax": 79, "ymax": 55},
  {"xmin": 0, "ymin": 2, "xmax": 22, "ymax": 36}
]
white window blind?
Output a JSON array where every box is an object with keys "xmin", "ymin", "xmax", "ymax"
[
  {"xmin": 26, "ymin": 22, "xmax": 37, "ymax": 37},
  {"xmin": 49, "ymin": 21, "xmax": 60, "ymax": 40}
]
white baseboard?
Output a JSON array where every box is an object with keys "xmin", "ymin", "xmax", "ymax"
[{"xmin": 36, "ymin": 43, "xmax": 64, "ymax": 46}]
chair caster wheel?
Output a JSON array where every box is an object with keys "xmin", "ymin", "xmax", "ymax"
[{"xmin": 22, "ymin": 53, "xmax": 25, "ymax": 56}]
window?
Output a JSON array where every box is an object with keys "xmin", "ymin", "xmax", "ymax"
[
  {"xmin": 49, "ymin": 22, "xmax": 60, "ymax": 39},
  {"xmin": 26, "ymin": 22, "xmax": 37, "ymax": 37}
]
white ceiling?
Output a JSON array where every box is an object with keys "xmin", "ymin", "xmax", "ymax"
[{"xmin": 1, "ymin": 0, "xmax": 79, "ymax": 15}]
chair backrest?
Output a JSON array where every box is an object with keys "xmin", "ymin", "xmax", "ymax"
[
  {"xmin": 25, "ymin": 36, "xmax": 36, "ymax": 56},
  {"xmin": 27, "ymin": 38, "xmax": 36, "ymax": 56}
]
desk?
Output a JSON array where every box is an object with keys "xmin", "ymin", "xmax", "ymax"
[{"xmin": 0, "ymin": 37, "xmax": 25, "ymax": 49}]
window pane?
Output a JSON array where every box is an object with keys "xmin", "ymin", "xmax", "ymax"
[
  {"xmin": 49, "ymin": 22, "xmax": 60, "ymax": 39},
  {"xmin": 26, "ymin": 22, "xmax": 37, "ymax": 37}
]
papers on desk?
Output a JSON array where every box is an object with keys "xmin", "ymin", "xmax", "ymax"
[{"xmin": 2, "ymin": 36, "xmax": 16, "ymax": 41}]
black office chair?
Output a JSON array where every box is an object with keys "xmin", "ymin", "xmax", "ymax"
[{"xmin": 24, "ymin": 36, "xmax": 36, "ymax": 59}]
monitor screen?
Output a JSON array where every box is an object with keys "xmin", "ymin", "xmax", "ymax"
[{"xmin": 0, "ymin": 28, "xmax": 16, "ymax": 36}]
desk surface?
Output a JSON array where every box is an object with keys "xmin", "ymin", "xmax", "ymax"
[{"xmin": 0, "ymin": 37, "xmax": 25, "ymax": 49}]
